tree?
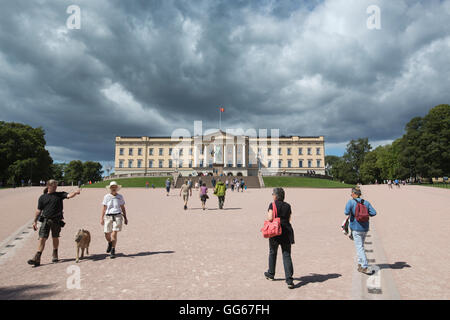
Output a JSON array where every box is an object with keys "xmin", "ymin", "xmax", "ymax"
[
  {"xmin": 0, "ymin": 121, "xmax": 53, "ymax": 185},
  {"xmin": 83, "ymin": 161, "xmax": 103, "ymax": 183},
  {"xmin": 50, "ymin": 163, "xmax": 67, "ymax": 182},
  {"xmin": 64, "ymin": 160, "xmax": 84, "ymax": 184},
  {"xmin": 398, "ymin": 104, "xmax": 450, "ymax": 179}
]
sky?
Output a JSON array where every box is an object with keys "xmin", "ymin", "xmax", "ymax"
[{"xmin": 1, "ymin": 0, "xmax": 449, "ymax": 164}]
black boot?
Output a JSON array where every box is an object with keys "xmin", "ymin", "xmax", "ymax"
[
  {"xmin": 52, "ymin": 249, "xmax": 59, "ymax": 263},
  {"xmin": 27, "ymin": 252, "xmax": 42, "ymax": 267},
  {"xmin": 106, "ymin": 241, "xmax": 113, "ymax": 253},
  {"xmin": 110, "ymin": 248, "xmax": 116, "ymax": 259}
]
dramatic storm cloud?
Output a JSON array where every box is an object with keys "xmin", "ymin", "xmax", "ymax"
[{"xmin": 1, "ymin": 0, "xmax": 449, "ymax": 161}]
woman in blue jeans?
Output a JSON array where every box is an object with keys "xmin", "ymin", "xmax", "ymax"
[
  {"xmin": 264, "ymin": 188, "xmax": 295, "ymax": 289},
  {"xmin": 344, "ymin": 186, "xmax": 377, "ymax": 275}
]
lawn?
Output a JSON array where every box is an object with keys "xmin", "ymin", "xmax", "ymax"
[
  {"xmin": 82, "ymin": 177, "xmax": 173, "ymax": 188},
  {"xmin": 263, "ymin": 176, "xmax": 353, "ymax": 188},
  {"xmin": 414, "ymin": 183, "xmax": 450, "ymax": 189}
]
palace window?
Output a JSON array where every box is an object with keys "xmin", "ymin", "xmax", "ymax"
[
  {"xmin": 299, "ymin": 160, "xmax": 303, "ymax": 168},
  {"xmin": 137, "ymin": 160, "xmax": 142, "ymax": 168},
  {"xmin": 189, "ymin": 148, "xmax": 193, "ymax": 156},
  {"xmin": 288, "ymin": 160, "xmax": 292, "ymax": 168},
  {"xmin": 149, "ymin": 148, "xmax": 154, "ymax": 156},
  {"xmin": 159, "ymin": 160, "xmax": 163, "ymax": 168},
  {"xmin": 179, "ymin": 160, "xmax": 183, "ymax": 168},
  {"xmin": 119, "ymin": 160, "xmax": 124, "ymax": 168},
  {"xmin": 287, "ymin": 148, "xmax": 291, "ymax": 156},
  {"xmin": 159, "ymin": 148, "xmax": 163, "ymax": 156},
  {"xmin": 307, "ymin": 148, "xmax": 312, "ymax": 155},
  {"xmin": 128, "ymin": 160, "xmax": 133, "ymax": 168},
  {"xmin": 169, "ymin": 160, "xmax": 173, "ymax": 168},
  {"xmin": 129, "ymin": 148, "xmax": 133, "ymax": 156},
  {"xmin": 179, "ymin": 149, "xmax": 183, "ymax": 156},
  {"xmin": 189, "ymin": 160, "xmax": 193, "ymax": 168},
  {"xmin": 317, "ymin": 160, "xmax": 321, "ymax": 168},
  {"xmin": 308, "ymin": 160, "xmax": 312, "ymax": 168},
  {"xmin": 119, "ymin": 148, "xmax": 124, "ymax": 156},
  {"xmin": 278, "ymin": 148, "xmax": 282, "ymax": 155},
  {"xmin": 298, "ymin": 148, "xmax": 303, "ymax": 155},
  {"xmin": 278, "ymin": 160, "xmax": 282, "ymax": 168},
  {"xmin": 267, "ymin": 148, "xmax": 272, "ymax": 156},
  {"xmin": 138, "ymin": 148, "xmax": 142, "ymax": 156},
  {"xmin": 149, "ymin": 160, "xmax": 154, "ymax": 168},
  {"xmin": 268, "ymin": 160, "xmax": 272, "ymax": 168},
  {"xmin": 316, "ymin": 148, "xmax": 321, "ymax": 155},
  {"xmin": 169, "ymin": 148, "xmax": 173, "ymax": 156}
]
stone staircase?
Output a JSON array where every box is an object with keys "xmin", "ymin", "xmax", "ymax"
[{"xmin": 175, "ymin": 176, "xmax": 261, "ymax": 189}]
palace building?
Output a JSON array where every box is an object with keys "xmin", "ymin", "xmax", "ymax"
[{"xmin": 114, "ymin": 131, "xmax": 325, "ymax": 177}]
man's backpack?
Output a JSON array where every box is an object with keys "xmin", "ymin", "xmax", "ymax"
[{"xmin": 354, "ymin": 199, "xmax": 370, "ymax": 223}]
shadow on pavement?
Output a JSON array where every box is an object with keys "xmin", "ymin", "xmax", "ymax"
[
  {"xmin": 378, "ymin": 261, "xmax": 411, "ymax": 270},
  {"xmin": 89, "ymin": 251, "xmax": 175, "ymax": 261},
  {"xmin": 206, "ymin": 208, "xmax": 242, "ymax": 211},
  {"xmin": 273, "ymin": 273, "xmax": 342, "ymax": 289},
  {"xmin": 0, "ymin": 284, "xmax": 59, "ymax": 300},
  {"xmin": 293, "ymin": 273, "xmax": 342, "ymax": 289}
]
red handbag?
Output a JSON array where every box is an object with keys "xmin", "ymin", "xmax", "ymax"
[{"xmin": 261, "ymin": 201, "xmax": 282, "ymax": 238}]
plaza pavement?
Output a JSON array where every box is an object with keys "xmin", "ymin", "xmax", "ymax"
[{"xmin": 0, "ymin": 185, "xmax": 448, "ymax": 300}]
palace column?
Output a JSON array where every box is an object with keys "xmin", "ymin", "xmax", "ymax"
[
  {"xmin": 194, "ymin": 144, "xmax": 198, "ymax": 167},
  {"xmin": 233, "ymin": 144, "xmax": 237, "ymax": 167},
  {"xmin": 204, "ymin": 145, "xmax": 207, "ymax": 167},
  {"xmin": 243, "ymin": 143, "xmax": 246, "ymax": 168},
  {"xmin": 223, "ymin": 144, "xmax": 227, "ymax": 167}
]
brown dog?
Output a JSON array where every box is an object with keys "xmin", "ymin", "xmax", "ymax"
[{"xmin": 75, "ymin": 229, "xmax": 91, "ymax": 263}]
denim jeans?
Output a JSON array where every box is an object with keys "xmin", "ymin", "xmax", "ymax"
[
  {"xmin": 352, "ymin": 230, "xmax": 368, "ymax": 268},
  {"xmin": 268, "ymin": 239, "xmax": 294, "ymax": 283}
]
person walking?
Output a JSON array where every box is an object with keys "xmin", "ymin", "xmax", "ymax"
[
  {"xmin": 199, "ymin": 183, "xmax": 209, "ymax": 211},
  {"xmin": 240, "ymin": 179, "xmax": 245, "ymax": 192},
  {"xmin": 27, "ymin": 180, "xmax": 81, "ymax": 267},
  {"xmin": 180, "ymin": 180, "xmax": 190, "ymax": 210},
  {"xmin": 101, "ymin": 181, "xmax": 128, "ymax": 259},
  {"xmin": 187, "ymin": 178, "xmax": 193, "ymax": 196},
  {"xmin": 165, "ymin": 178, "xmax": 171, "ymax": 196},
  {"xmin": 214, "ymin": 179, "xmax": 227, "ymax": 209},
  {"xmin": 211, "ymin": 177, "xmax": 217, "ymax": 188},
  {"xmin": 344, "ymin": 186, "xmax": 377, "ymax": 275},
  {"xmin": 264, "ymin": 188, "xmax": 295, "ymax": 289}
]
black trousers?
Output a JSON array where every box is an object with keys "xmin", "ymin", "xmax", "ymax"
[
  {"xmin": 268, "ymin": 238, "xmax": 293, "ymax": 282},
  {"xmin": 218, "ymin": 196, "xmax": 225, "ymax": 208}
]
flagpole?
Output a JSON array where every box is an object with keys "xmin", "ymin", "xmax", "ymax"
[{"xmin": 219, "ymin": 107, "xmax": 222, "ymax": 131}]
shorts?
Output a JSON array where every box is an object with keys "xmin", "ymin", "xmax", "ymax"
[
  {"xmin": 183, "ymin": 193, "xmax": 189, "ymax": 201},
  {"xmin": 166, "ymin": 187, "xmax": 170, "ymax": 192},
  {"xmin": 39, "ymin": 218, "xmax": 62, "ymax": 239},
  {"xmin": 200, "ymin": 194, "xmax": 208, "ymax": 203},
  {"xmin": 104, "ymin": 214, "xmax": 123, "ymax": 233}
]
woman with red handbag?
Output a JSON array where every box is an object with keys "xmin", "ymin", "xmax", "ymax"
[{"xmin": 263, "ymin": 188, "xmax": 295, "ymax": 289}]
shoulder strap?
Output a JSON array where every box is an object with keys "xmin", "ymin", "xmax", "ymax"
[{"xmin": 272, "ymin": 201, "xmax": 278, "ymax": 218}]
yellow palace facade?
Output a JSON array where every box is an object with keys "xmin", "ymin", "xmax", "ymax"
[{"xmin": 114, "ymin": 131, "xmax": 325, "ymax": 177}]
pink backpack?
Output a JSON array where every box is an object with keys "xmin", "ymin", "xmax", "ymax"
[
  {"xmin": 261, "ymin": 202, "xmax": 282, "ymax": 238},
  {"xmin": 354, "ymin": 199, "xmax": 370, "ymax": 223}
]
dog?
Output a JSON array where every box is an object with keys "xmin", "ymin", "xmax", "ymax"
[{"xmin": 75, "ymin": 229, "xmax": 91, "ymax": 263}]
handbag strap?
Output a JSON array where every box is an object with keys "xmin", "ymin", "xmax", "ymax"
[{"xmin": 272, "ymin": 201, "xmax": 278, "ymax": 219}]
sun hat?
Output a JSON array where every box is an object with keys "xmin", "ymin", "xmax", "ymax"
[{"xmin": 106, "ymin": 181, "xmax": 121, "ymax": 191}]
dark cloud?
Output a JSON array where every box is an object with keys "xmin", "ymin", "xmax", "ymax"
[{"xmin": 0, "ymin": 0, "xmax": 449, "ymax": 161}]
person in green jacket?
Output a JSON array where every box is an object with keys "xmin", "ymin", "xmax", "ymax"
[{"xmin": 214, "ymin": 179, "xmax": 227, "ymax": 209}]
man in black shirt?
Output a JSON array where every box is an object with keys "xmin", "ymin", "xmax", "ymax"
[{"xmin": 27, "ymin": 180, "xmax": 81, "ymax": 267}]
